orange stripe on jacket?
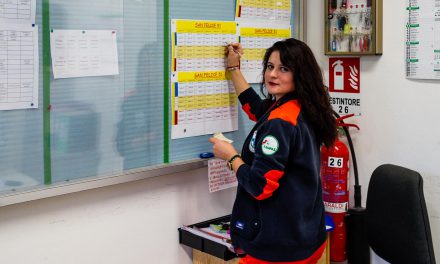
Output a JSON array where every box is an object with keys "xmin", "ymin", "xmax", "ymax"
[
  {"xmin": 242, "ymin": 103, "xmax": 257, "ymax": 122},
  {"xmin": 268, "ymin": 100, "xmax": 301, "ymax": 126},
  {"xmin": 255, "ymin": 170, "xmax": 284, "ymax": 200},
  {"xmin": 238, "ymin": 240, "xmax": 327, "ymax": 264}
]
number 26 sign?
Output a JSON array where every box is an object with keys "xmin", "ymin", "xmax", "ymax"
[{"xmin": 328, "ymin": 157, "xmax": 343, "ymax": 168}]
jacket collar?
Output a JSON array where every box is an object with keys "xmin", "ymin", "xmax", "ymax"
[
  {"xmin": 252, "ymin": 91, "xmax": 299, "ymax": 130},
  {"xmin": 273, "ymin": 91, "xmax": 298, "ymax": 107}
]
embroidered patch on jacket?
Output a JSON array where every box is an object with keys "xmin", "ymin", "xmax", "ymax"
[
  {"xmin": 235, "ymin": 221, "xmax": 245, "ymax": 230},
  {"xmin": 249, "ymin": 130, "xmax": 257, "ymax": 153},
  {"xmin": 261, "ymin": 135, "xmax": 279, "ymax": 155}
]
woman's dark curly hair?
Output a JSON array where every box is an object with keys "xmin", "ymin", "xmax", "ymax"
[{"xmin": 261, "ymin": 38, "xmax": 337, "ymax": 147}]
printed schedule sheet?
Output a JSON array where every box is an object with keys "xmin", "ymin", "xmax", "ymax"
[
  {"xmin": 406, "ymin": 0, "xmax": 440, "ymax": 79},
  {"xmin": 0, "ymin": 0, "xmax": 36, "ymax": 24},
  {"xmin": 239, "ymin": 23, "xmax": 291, "ymax": 83},
  {"xmin": 171, "ymin": 19, "xmax": 239, "ymax": 139},
  {"xmin": 50, "ymin": 30, "xmax": 119, "ymax": 79},
  {"xmin": 0, "ymin": 24, "xmax": 38, "ymax": 110},
  {"xmin": 235, "ymin": 0, "xmax": 291, "ymax": 23}
]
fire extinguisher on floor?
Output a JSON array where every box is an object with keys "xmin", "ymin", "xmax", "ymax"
[{"xmin": 320, "ymin": 114, "xmax": 359, "ymax": 262}]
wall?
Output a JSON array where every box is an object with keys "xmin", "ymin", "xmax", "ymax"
[
  {"xmin": 0, "ymin": 1, "xmax": 438, "ymax": 264},
  {"xmin": 307, "ymin": 0, "xmax": 440, "ymax": 263},
  {"xmin": 0, "ymin": 168, "xmax": 235, "ymax": 264}
]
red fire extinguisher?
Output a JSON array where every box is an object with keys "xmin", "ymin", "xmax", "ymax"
[{"xmin": 320, "ymin": 114, "xmax": 359, "ymax": 262}]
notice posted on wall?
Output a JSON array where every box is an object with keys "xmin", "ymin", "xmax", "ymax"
[
  {"xmin": 171, "ymin": 71, "xmax": 238, "ymax": 139},
  {"xmin": 235, "ymin": 0, "xmax": 291, "ymax": 24},
  {"xmin": 171, "ymin": 19, "xmax": 239, "ymax": 139},
  {"xmin": 239, "ymin": 21, "xmax": 291, "ymax": 83},
  {"xmin": 405, "ymin": 0, "xmax": 440, "ymax": 80},
  {"xmin": 208, "ymin": 159, "xmax": 237, "ymax": 193},
  {"xmin": 50, "ymin": 29, "xmax": 119, "ymax": 79},
  {"xmin": 0, "ymin": 24, "xmax": 39, "ymax": 110},
  {"xmin": 0, "ymin": 0, "xmax": 36, "ymax": 25}
]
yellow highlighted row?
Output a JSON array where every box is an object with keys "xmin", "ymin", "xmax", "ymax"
[
  {"xmin": 177, "ymin": 70, "xmax": 231, "ymax": 82},
  {"xmin": 176, "ymin": 20, "xmax": 237, "ymax": 34},
  {"xmin": 240, "ymin": 28, "xmax": 291, "ymax": 38},
  {"xmin": 177, "ymin": 93, "xmax": 237, "ymax": 110},
  {"xmin": 242, "ymin": 48, "xmax": 266, "ymax": 60},
  {"xmin": 239, "ymin": 0, "xmax": 291, "ymax": 10},
  {"xmin": 175, "ymin": 46, "xmax": 225, "ymax": 59}
]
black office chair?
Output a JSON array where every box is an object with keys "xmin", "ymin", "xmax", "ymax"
[{"xmin": 366, "ymin": 164, "xmax": 436, "ymax": 264}]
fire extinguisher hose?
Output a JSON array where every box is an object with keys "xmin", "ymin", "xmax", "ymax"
[
  {"xmin": 334, "ymin": 111, "xmax": 370, "ymax": 264},
  {"xmin": 342, "ymin": 124, "xmax": 361, "ymax": 208},
  {"xmin": 334, "ymin": 112, "xmax": 361, "ymax": 208}
]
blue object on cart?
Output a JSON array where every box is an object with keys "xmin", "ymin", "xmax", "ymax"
[{"xmin": 325, "ymin": 215, "xmax": 335, "ymax": 232}]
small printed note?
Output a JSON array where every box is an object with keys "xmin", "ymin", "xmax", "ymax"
[
  {"xmin": 208, "ymin": 158, "xmax": 237, "ymax": 193},
  {"xmin": 50, "ymin": 29, "xmax": 119, "ymax": 79},
  {"xmin": 0, "ymin": 0, "xmax": 36, "ymax": 25},
  {"xmin": 0, "ymin": 24, "xmax": 39, "ymax": 110}
]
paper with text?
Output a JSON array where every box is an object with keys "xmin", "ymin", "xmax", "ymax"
[
  {"xmin": 0, "ymin": 24, "xmax": 38, "ymax": 110},
  {"xmin": 50, "ymin": 30, "xmax": 119, "ymax": 79},
  {"xmin": 208, "ymin": 158, "xmax": 237, "ymax": 193},
  {"xmin": 0, "ymin": 0, "xmax": 36, "ymax": 25},
  {"xmin": 239, "ymin": 21, "xmax": 291, "ymax": 83},
  {"xmin": 235, "ymin": 0, "xmax": 291, "ymax": 24},
  {"xmin": 406, "ymin": 0, "xmax": 440, "ymax": 79},
  {"xmin": 171, "ymin": 19, "xmax": 239, "ymax": 139}
]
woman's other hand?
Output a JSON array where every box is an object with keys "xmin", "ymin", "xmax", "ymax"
[{"xmin": 208, "ymin": 137, "xmax": 238, "ymax": 161}]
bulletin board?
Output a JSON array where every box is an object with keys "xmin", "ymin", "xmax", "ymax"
[{"xmin": 0, "ymin": 0, "xmax": 301, "ymax": 196}]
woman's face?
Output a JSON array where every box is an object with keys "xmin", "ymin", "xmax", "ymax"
[{"xmin": 264, "ymin": 51, "xmax": 295, "ymax": 101}]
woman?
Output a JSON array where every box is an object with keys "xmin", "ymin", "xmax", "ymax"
[{"xmin": 209, "ymin": 38, "xmax": 337, "ymax": 263}]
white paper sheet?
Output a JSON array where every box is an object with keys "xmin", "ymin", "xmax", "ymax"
[
  {"xmin": 180, "ymin": 225, "xmax": 235, "ymax": 252},
  {"xmin": 235, "ymin": 0, "xmax": 291, "ymax": 25},
  {"xmin": 50, "ymin": 30, "xmax": 119, "ymax": 79},
  {"xmin": 208, "ymin": 158, "xmax": 237, "ymax": 193},
  {"xmin": 171, "ymin": 72, "xmax": 239, "ymax": 139},
  {"xmin": 238, "ymin": 21, "xmax": 291, "ymax": 83},
  {"xmin": 0, "ymin": 24, "xmax": 38, "ymax": 110},
  {"xmin": 0, "ymin": 0, "xmax": 36, "ymax": 25},
  {"xmin": 406, "ymin": 0, "xmax": 440, "ymax": 79},
  {"xmin": 171, "ymin": 20, "xmax": 239, "ymax": 139}
]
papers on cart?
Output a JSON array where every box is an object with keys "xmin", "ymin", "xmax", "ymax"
[{"xmin": 180, "ymin": 225, "xmax": 235, "ymax": 252}]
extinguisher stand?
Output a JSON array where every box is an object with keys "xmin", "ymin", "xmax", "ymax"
[{"xmin": 335, "ymin": 113, "xmax": 370, "ymax": 264}]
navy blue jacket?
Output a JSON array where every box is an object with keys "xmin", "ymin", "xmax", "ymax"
[{"xmin": 230, "ymin": 88, "xmax": 326, "ymax": 261}]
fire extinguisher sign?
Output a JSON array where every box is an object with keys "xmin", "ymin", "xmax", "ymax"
[{"xmin": 328, "ymin": 57, "xmax": 361, "ymax": 116}]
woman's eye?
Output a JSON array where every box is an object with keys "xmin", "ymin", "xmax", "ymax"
[
  {"xmin": 280, "ymin": 66, "xmax": 289, "ymax": 72},
  {"xmin": 267, "ymin": 65, "xmax": 274, "ymax": 70}
]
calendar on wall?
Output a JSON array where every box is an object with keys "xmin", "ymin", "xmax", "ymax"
[{"xmin": 406, "ymin": 0, "xmax": 440, "ymax": 80}]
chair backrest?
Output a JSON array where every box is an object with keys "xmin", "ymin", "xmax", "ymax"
[{"xmin": 366, "ymin": 164, "xmax": 436, "ymax": 264}]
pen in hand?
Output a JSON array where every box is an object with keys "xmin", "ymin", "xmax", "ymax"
[{"xmin": 224, "ymin": 42, "xmax": 243, "ymax": 58}]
